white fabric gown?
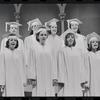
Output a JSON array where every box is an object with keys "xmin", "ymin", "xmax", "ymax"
[
  {"xmin": 24, "ymin": 35, "xmax": 39, "ymax": 96},
  {"xmin": 3, "ymin": 48, "xmax": 26, "ymax": 96},
  {"xmin": 46, "ymin": 35, "xmax": 63, "ymax": 79},
  {"xmin": 0, "ymin": 52, "xmax": 5, "ymax": 86},
  {"xmin": 84, "ymin": 51, "xmax": 100, "ymax": 96},
  {"xmin": 57, "ymin": 47, "xmax": 87, "ymax": 96},
  {"xmin": 27, "ymin": 41, "xmax": 55, "ymax": 96},
  {"xmin": 24, "ymin": 34, "xmax": 39, "ymax": 66}
]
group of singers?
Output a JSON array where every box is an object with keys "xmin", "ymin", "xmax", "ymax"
[{"xmin": 0, "ymin": 17, "xmax": 100, "ymax": 97}]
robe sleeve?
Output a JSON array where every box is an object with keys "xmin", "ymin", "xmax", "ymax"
[
  {"xmin": 19, "ymin": 39, "xmax": 24, "ymax": 53},
  {"xmin": 24, "ymin": 37, "xmax": 31, "ymax": 66},
  {"xmin": 81, "ymin": 36, "xmax": 88, "ymax": 54},
  {"xmin": 79, "ymin": 48, "xmax": 89, "ymax": 85},
  {"xmin": 51, "ymin": 48, "xmax": 58, "ymax": 80},
  {"xmin": 57, "ymin": 50, "xmax": 66, "ymax": 83},
  {"xmin": 83, "ymin": 53, "xmax": 90, "ymax": 87},
  {"xmin": 1, "ymin": 39, "xmax": 6, "ymax": 52},
  {"xmin": 20, "ymin": 52, "xmax": 27, "ymax": 84},
  {"xmin": 27, "ymin": 47, "xmax": 36, "ymax": 80},
  {"xmin": 0, "ymin": 52, "xmax": 5, "ymax": 85}
]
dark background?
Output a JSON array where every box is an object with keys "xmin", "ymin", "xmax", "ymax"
[{"xmin": 0, "ymin": 4, "xmax": 100, "ymax": 43}]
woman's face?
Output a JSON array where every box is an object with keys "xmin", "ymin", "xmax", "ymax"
[
  {"xmin": 9, "ymin": 25, "xmax": 18, "ymax": 34},
  {"xmin": 66, "ymin": 33, "xmax": 75, "ymax": 47},
  {"xmin": 70, "ymin": 23, "xmax": 78, "ymax": 32},
  {"xmin": 8, "ymin": 38, "xmax": 17, "ymax": 50},
  {"xmin": 91, "ymin": 39, "xmax": 98, "ymax": 50},
  {"xmin": 38, "ymin": 30, "xmax": 48, "ymax": 45},
  {"xmin": 50, "ymin": 25, "xmax": 57, "ymax": 36},
  {"xmin": 31, "ymin": 23, "xmax": 39, "ymax": 31}
]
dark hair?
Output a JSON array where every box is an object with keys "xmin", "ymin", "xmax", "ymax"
[
  {"xmin": 64, "ymin": 33, "xmax": 76, "ymax": 47},
  {"xmin": 36, "ymin": 32, "xmax": 40, "ymax": 42},
  {"xmin": 30, "ymin": 30, "xmax": 33, "ymax": 35},
  {"xmin": 5, "ymin": 39, "xmax": 19, "ymax": 49},
  {"xmin": 87, "ymin": 41, "xmax": 100, "ymax": 51},
  {"xmin": 36, "ymin": 30, "xmax": 48, "ymax": 43},
  {"xmin": 69, "ymin": 24, "xmax": 81, "ymax": 34}
]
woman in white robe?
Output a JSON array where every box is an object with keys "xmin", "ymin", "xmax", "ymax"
[
  {"xmin": 24, "ymin": 18, "xmax": 42, "ymax": 96},
  {"xmin": 45, "ymin": 18, "xmax": 63, "ymax": 94},
  {"xmin": 84, "ymin": 32, "xmax": 100, "ymax": 96},
  {"xmin": 1, "ymin": 22, "xmax": 24, "ymax": 53},
  {"xmin": 3, "ymin": 33, "xmax": 26, "ymax": 96},
  {"xmin": 24, "ymin": 18, "xmax": 42, "ymax": 66},
  {"xmin": 61, "ymin": 18, "xmax": 88, "ymax": 54},
  {"xmin": 0, "ymin": 51, "xmax": 5, "ymax": 96},
  {"xmin": 57, "ymin": 29, "xmax": 88, "ymax": 96},
  {"xmin": 27, "ymin": 25, "xmax": 55, "ymax": 96}
]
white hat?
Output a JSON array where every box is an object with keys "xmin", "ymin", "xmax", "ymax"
[
  {"xmin": 5, "ymin": 22, "xmax": 22, "ymax": 32},
  {"xmin": 27, "ymin": 18, "xmax": 42, "ymax": 31},
  {"xmin": 86, "ymin": 32, "xmax": 100, "ymax": 44},
  {"xmin": 5, "ymin": 22, "xmax": 22, "ymax": 38},
  {"xmin": 67, "ymin": 18, "xmax": 82, "ymax": 29},
  {"xmin": 45, "ymin": 18, "xmax": 59, "ymax": 28},
  {"xmin": 62, "ymin": 28, "xmax": 78, "ymax": 40},
  {"xmin": 35, "ymin": 25, "xmax": 50, "ymax": 34}
]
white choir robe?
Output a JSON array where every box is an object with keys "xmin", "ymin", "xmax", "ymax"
[
  {"xmin": 46, "ymin": 35, "xmax": 63, "ymax": 79},
  {"xmin": 1, "ymin": 38, "xmax": 24, "ymax": 53},
  {"xmin": 3, "ymin": 48, "xmax": 26, "ymax": 96},
  {"xmin": 24, "ymin": 34, "xmax": 39, "ymax": 66},
  {"xmin": 61, "ymin": 33, "xmax": 88, "ymax": 55},
  {"xmin": 57, "ymin": 47, "xmax": 87, "ymax": 96},
  {"xmin": 0, "ymin": 52, "xmax": 5, "ymax": 86},
  {"xmin": 24, "ymin": 35, "xmax": 39, "ymax": 96},
  {"xmin": 27, "ymin": 41, "xmax": 55, "ymax": 96},
  {"xmin": 84, "ymin": 51, "xmax": 100, "ymax": 96}
]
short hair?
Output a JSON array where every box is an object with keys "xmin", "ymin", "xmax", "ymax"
[
  {"xmin": 87, "ymin": 41, "xmax": 100, "ymax": 51},
  {"xmin": 30, "ymin": 30, "xmax": 33, "ymax": 35},
  {"xmin": 64, "ymin": 33, "xmax": 76, "ymax": 47},
  {"xmin": 69, "ymin": 24, "xmax": 81, "ymax": 34},
  {"xmin": 5, "ymin": 38, "xmax": 19, "ymax": 49},
  {"xmin": 36, "ymin": 32, "xmax": 40, "ymax": 42}
]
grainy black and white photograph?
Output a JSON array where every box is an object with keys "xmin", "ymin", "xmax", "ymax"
[{"xmin": 0, "ymin": 4, "xmax": 99, "ymax": 98}]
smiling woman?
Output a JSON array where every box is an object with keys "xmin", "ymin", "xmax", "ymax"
[
  {"xmin": 27, "ymin": 25, "xmax": 55, "ymax": 96},
  {"xmin": 2, "ymin": 32, "xmax": 26, "ymax": 96},
  {"xmin": 5, "ymin": 35, "xmax": 18, "ymax": 51},
  {"xmin": 1, "ymin": 22, "xmax": 24, "ymax": 53},
  {"xmin": 57, "ymin": 29, "xmax": 88, "ymax": 96},
  {"xmin": 84, "ymin": 32, "xmax": 100, "ymax": 96}
]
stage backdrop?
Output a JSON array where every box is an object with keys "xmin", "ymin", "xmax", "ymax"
[{"xmin": 0, "ymin": 4, "xmax": 100, "ymax": 46}]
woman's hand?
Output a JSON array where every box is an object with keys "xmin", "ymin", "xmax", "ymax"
[
  {"xmin": 0, "ymin": 85, "xmax": 5, "ymax": 93},
  {"xmin": 81, "ymin": 81, "xmax": 89, "ymax": 93},
  {"xmin": 53, "ymin": 79, "xmax": 58, "ymax": 86},
  {"xmin": 27, "ymin": 79, "xmax": 36, "ymax": 88}
]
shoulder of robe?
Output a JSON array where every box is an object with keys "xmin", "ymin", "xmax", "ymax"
[
  {"xmin": 25, "ymin": 35, "xmax": 32, "ymax": 39},
  {"xmin": 56, "ymin": 35, "xmax": 63, "ymax": 41},
  {"xmin": 1, "ymin": 38, "xmax": 7, "ymax": 41},
  {"xmin": 97, "ymin": 50, "xmax": 100, "ymax": 55},
  {"xmin": 18, "ymin": 38, "xmax": 23, "ymax": 42},
  {"xmin": 78, "ymin": 34, "xmax": 86, "ymax": 40},
  {"xmin": 84, "ymin": 51, "xmax": 90, "ymax": 57},
  {"xmin": 56, "ymin": 35, "xmax": 61, "ymax": 38}
]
